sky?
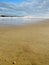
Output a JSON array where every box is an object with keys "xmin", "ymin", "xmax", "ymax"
[
  {"xmin": 0, "ymin": 0, "xmax": 49, "ymax": 17},
  {"xmin": 0, "ymin": 0, "xmax": 25, "ymax": 3}
]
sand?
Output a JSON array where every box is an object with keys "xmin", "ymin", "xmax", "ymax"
[{"xmin": 0, "ymin": 20, "xmax": 49, "ymax": 65}]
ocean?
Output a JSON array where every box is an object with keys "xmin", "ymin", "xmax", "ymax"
[{"xmin": 0, "ymin": 17, "xmax": 47, "ymax": 26}]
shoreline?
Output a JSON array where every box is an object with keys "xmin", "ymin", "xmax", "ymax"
[{"xmin": 0, "ymin": 19, "xmax": 48, "ymax": 28}]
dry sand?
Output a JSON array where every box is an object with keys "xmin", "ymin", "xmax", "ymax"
[{"xmin": 0, "ymin": 20, "xmax": 49, "ymax": 65}]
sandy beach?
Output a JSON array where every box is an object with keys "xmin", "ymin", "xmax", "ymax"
[{"xmin": 0, "ymin": 20, "xmax": 49, "ymax": 65}]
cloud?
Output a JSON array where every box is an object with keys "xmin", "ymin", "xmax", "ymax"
[{"xmin": 0, "ymin": 0, "xmax": 49, "ymax": 17}]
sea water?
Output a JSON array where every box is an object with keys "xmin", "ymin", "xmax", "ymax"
[{"xmin": 0, "ymin": 17, "xmax": 46, "ymax": 26}]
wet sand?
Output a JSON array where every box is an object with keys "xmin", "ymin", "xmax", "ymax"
[{"xmin": 0, "ymin": 20, "xmax": 49, "ymax": 65}]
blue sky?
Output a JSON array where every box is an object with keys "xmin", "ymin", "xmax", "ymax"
[
  {"xmin": 0, "ymin": 0, "xmax": 25, "ymax": 3},
  {"xmin": 0, "ymin": 0, "xmax": 49, "ymax": 17}
]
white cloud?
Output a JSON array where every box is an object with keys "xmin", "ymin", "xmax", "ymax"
[{"xmin": 0, "ymin": 0, "xmax": 49, "ymax": 17}]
